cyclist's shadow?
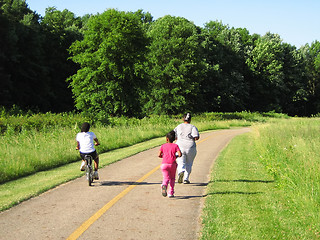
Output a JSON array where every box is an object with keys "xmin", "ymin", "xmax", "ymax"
[{"xmin": 99, "ymin": 181, "xmax": 159, "ymax": 186}]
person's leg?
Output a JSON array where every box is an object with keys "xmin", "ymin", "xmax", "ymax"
[
  {"xmin": 90, "ymin": 151, "xmax": 99, "ymax": 171},
  {"xmin": 176, "ymin": 149, "xmax": 186, "ymax": 183},
  {"xmin": 161, "ymin": 164, "xmax": 170, "ymax": 186},
  {"xmin": 184, "ymin": 147, "xmax": 197, "ymax": 182},
  {"xmin": 168, "ymin": 164, "xmax": 177, "ymax": 196},
  {"xmin": 176, "ymin": 151, "xmax": 186, "ymax": 174},
  {"xmin": 80, "ymin": 160, "xmax": 86, "ymax": 171},
  {"xmin": 92, "ymin": 151, "xmax": 99, "ymax": 179},
  {"xmin": 160, "ymin": 164, "xmax": 170, "ymax": 197},
  {"xmin": 80, "ymin": 153, "xmax": 86, "ymax": 171},
  {"xmin": 94, "ymin": 157, "xmax": 99, "ymax": 171}
]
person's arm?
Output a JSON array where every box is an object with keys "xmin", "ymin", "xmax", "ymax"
[
  {"xmin": 192, "ymin": 126, "xmax": 200, "ymax": 141},
  {"xmin": 174, "ymin": 128, "xmax": 178, "ymax": 140},
  {"xmin": 176, "ymin": 149, "xmax": 182, "ymax": 158},
  {"xmin": 158, "ymin": 150, "xmax": 163, "ymax": 158},
  {"xmin": 76, "ymin": 141, "xmax": 80, "ymax": 150},
  {"xmin": 94, "ymin": 138, "xmax": 100, "ymax": 146}
]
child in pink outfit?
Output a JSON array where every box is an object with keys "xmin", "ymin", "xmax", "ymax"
[{"xmin": 158, "ymin": 131, "xmax": 182, "ymax": 198}]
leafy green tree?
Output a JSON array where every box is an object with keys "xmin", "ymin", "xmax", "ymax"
[
  {"xmin": 0, "ymin": 0, "xmax": 11, "ymax": 106},
  {"xmin": 144, "ymin": 15, "xmax": 205, "ymax": 114},
  {"xmin": 133, "ymin": 9, "xmax": 153, "ymax": 26},
  {"xmin": 202, "ymin": 21, "xmax": 251, "ymax": 112},
  {"xmin": 68, "ymin": 9, "xmax": 149, "ymax": 118},
  {"xmin": 1, "ymin": 0, "xmax": 32, "ymax": 21},
  {"xmin": 0, "ymin": 0, "xmax": 50, "ymax": 110},
  {"xmin": 41, "ymin": 7, "xmax": 83, "ymax": 112},
  {"xmin": 246, "ymin": 33, "xmax": 285, "ymax": 112},
  {"xmin": 280, "ymin": 43, "xmax": 309, "ymax": 115},
  {"xmin": 302, "ymin": 41, "xmax": 320, "ymax": 114},
  {"xmin": 0, "ymin": 1, "xmax": 81, "ymax": 112}
]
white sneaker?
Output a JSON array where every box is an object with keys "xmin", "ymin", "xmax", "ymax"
[
  {"xmin": 94, "ymin": 171, "xmax": 99, "ymax": 180},
  {"xmin": 80, "ymin": 161, "xmax": 85, "ymax": 171}
]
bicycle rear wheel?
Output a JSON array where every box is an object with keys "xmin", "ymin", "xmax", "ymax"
[
  {"xmin": 84, "ymin": 155, "xmax": 94, "ymax": 186},
  {"xmin": 86, "ymin": 166, "xmax": 93, "ymax": 186},
  {"xmin": 88, "ymin": 169, "xmax": 93, "ymax": 186}
]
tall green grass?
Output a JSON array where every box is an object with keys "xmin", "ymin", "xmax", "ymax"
[
  {"xmin": 0, "ymin": 111, "xmax": 285, "ymax": 184},
  {"xmin": 201, "ymin": 118, "xmax": 320, "ymax": 239},
  {"xmin": 253, "ymin": 119, "xmax": 320, "ymax": 222},
  {"xmin": 0, "ymin": 115, "xmax": 176, "ymax": 183}
]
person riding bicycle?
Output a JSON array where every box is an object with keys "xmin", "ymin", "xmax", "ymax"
[{"xmin": 76, "ymin": 122, "xmax": 100, "ymax": 180}]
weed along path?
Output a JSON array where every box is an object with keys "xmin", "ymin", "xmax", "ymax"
[{"xmin": 0, "ymin": 128, "xmax": 250, "ymax": 240}]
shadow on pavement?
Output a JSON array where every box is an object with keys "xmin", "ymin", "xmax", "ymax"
[
  {"xmin": 174, "ymin": 195, "xmax": 206, "ymax": 200},
  {"xmin": 100, "ymin": 181, "xmax": 159, "ymax": 186}
]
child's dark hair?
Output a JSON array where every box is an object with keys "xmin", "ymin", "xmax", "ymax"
[
  {"xmin": 166, "ymin": 130, "xmax": 176, "ymax": 143},
  {"xmin": 183, "ymin": 112, "xmax": 191, "ymax": 123},
  {"xmin": 81, "ymin": 122, "xmax": 90, "ymax": 132}
]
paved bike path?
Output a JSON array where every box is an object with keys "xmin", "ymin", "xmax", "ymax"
[{"xmin": 0, "ymin": 128, "xmax": 250, "ymax": 240}]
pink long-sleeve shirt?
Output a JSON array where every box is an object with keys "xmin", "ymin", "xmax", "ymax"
[{"xmin": 159, "ymin": 143, "xmax": 181, "ymax": 164}]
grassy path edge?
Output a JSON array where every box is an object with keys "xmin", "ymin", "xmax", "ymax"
[
  {"xmin": 199, "ymin": 122, "xmax": 320, "ymax": 239},
  {"xmin": 200, "ymin": 131, "xmax": 275, "ymax": 239},
  {"xmin": 0, "ymin": 136, "xmax": 166, "ymax": 212}
]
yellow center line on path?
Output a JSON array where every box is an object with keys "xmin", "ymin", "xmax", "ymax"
[
  {"xmin": 196, "ymin": 131, "xmax": 221, "ymax": 145},
  {"xmin": 67, "ymin": 165, "xmax": 160, "ymax": 240},
  {"xmin": 66, "ymin": 133, "xmax": 215, "ymax": 240}
]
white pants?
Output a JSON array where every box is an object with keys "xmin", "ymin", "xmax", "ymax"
[{"xmin": 176, "ymin": 146, "xmax": 197, "ymax": 181}]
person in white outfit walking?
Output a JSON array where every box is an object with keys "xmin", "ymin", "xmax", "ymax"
[{"xmin": 174, "ymin": 113, "xmax": 199, "ymax": 184}]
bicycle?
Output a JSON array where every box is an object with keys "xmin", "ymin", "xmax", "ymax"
[
  {"xmin": 83, "ymin": 154, "xmax": 94, "ymax": 186},
  {"xmin": 76, "ymin": 139, "xmax": 100, "ymax": 186}
]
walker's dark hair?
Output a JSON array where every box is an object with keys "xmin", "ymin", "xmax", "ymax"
[
  {"xmin": 166, "ymin": 130, "xmax": 176, "ymax": 143},
  {"xmin": 183, "ymin": 112, "xmax": 192, "ymax": 123},
  {"xmin": 81, "ymin": 122, "xmax": 90, "ymax": 132}
]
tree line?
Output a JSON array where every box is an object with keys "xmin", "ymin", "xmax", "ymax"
[{"xmin": 1, "ymin": 0, "xmax": 320, "ymax": 118}]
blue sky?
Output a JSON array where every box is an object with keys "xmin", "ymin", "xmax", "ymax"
[{"xmin": 26, "ymin": 0, "xmax": 319, "ymax": 48}]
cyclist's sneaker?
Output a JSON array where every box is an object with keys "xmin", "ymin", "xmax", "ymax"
[
  {"xmin": 184, "ymin": 180, "xmax": 190, "ymax": 184},
  {"xmin": 80, "ymin": 161, "xmax": 85, "ymax": 171},
  {"xmin": 94, "ymin": 171, "xmax": 99, "ymax": 180},
  {"xmin": 161, "ymin": 185, "xmax": 167, "ymax": 197},
  {"xmin": 178, "ymin": 172, "xmax": 184, "ymax": 184},
  {"xmin": 168, "ymin": 194, "xmax": 174, "ymax": 198}
]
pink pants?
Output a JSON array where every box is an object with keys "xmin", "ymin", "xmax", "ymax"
[{"xmin": 161, "ymin": 163, "xmax": 177, "ymax": 195}]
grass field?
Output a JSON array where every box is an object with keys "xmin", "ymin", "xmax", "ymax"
[{"xmin": 200, "ymin": 118, "xmax": 320, "ymax": 239}]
